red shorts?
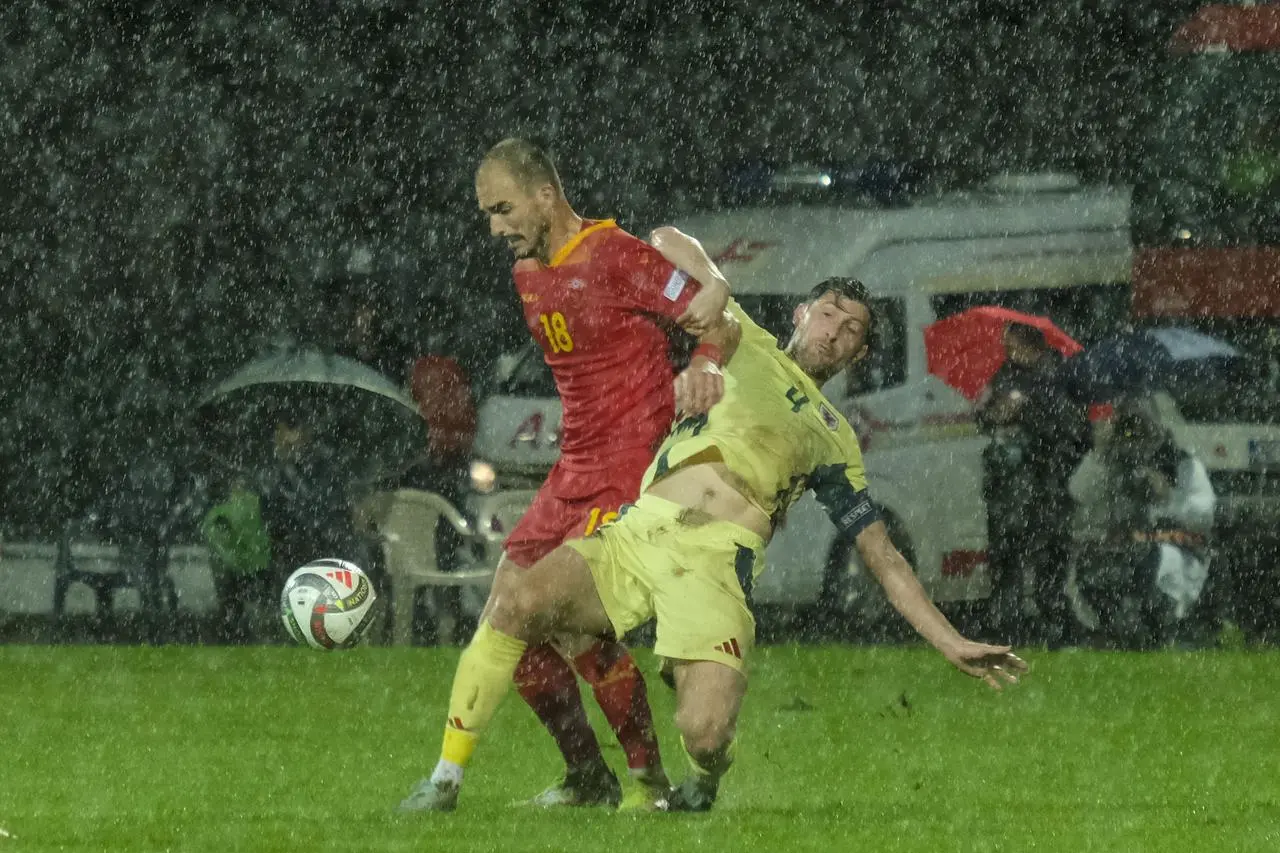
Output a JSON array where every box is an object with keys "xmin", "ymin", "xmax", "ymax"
[{"xmin": 504, "ymin": 453, "xmax": 652, "ymax": 568}]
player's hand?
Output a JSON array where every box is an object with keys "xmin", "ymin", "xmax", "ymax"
[
  {"xmin": 675, "ymin": 358, "xmax": 725, "ymax": 418},
  {"xmin": 677, "ymin": 276, "xmax": 730, "ymax": 337},
  {"xmin": 942, "ymin": 640, "xmax": 1028, "ymax": 691}
]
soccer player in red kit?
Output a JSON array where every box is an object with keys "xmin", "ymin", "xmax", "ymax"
[{"xmin": 421, "ymin": 138, "xmax": 732, "ymax": 810}]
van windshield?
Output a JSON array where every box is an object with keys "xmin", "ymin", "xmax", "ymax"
[{"xmin": 492, "ymin": 345, "xmax": 557, "ymax": 398}]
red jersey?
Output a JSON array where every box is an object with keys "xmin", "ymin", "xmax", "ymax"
[{"xmin": 514, "ymin": 219, "xmax": 699, "ymax": 476}]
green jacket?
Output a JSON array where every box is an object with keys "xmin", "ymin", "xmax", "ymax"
[
  {"xmin": 1223, "ymin": 147, "xmax": 1280, "ymax": 197},
  {"xmin": 201, "ymin": 488, "xmax": 272, "ymax": 574}
]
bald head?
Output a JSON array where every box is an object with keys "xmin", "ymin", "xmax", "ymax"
[
  {"xmin": 476, "ymin": 138, "xmax": 572, "ymax": 262},
  {"xmin": 478, "ymin": 138, "xmax": 563, "ymax": 196}
]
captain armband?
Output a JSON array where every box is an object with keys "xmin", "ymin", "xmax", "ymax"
[{"xmin": 834, "ymin": 489, "xmax": 880, "ymax": 540}]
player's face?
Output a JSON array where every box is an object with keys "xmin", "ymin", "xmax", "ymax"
[
  {"xmin": 789, "ymin": 292, "xmax": 870, "ymax": 379},
  {"xmin": 476, "ymin": 164, "xmax": 553, "ymax": 262}
]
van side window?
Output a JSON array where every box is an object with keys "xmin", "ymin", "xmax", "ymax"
[
  {"xmin": 496, "ymin": 342, "xmax": 559, "ymax": 397},
  {"xmin": 930, "ymin": 283, "xmax": 1128, "ymax": 345},
  {"xmin": 846, "ymin": 297, "xmax": 907, "ymax": 395},
  {"xmin": 731, "ymin": 295, "xmax": 796, "ymax": 342}
]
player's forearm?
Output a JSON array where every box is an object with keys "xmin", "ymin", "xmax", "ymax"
[
  {"xmin": 694, "ymin": 310, "xmax": 741, "ymax": 365},
  {"xmin": 649, "ymin": 226, "xmax": 730, "ymax": 294},
  {"xmin": 879, "ymin": 561, "xmax": 966, "ymax": 653},
  {"xmin": 858, "ymin": 526, "xmax": 965, "ymax": 652}
]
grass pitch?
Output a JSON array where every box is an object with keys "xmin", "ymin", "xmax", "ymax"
[{"xmin": 2, "ymin": 643, "xmax": 1278, "ymax": 852}]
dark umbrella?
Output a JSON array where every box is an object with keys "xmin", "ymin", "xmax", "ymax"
[
  {"xmin": 1060, "ymin": 327, "xmax": 1242, "ymax": 404},
  {"xmin": 200, "ymin": 347, "xmax": 422, "ymax": 412},
  {"xmin": 197, "ymin": 347, "xmax": 428, "ymax": 486}
]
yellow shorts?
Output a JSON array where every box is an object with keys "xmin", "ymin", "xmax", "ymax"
[{"xmin": 565, "ymin": 494, "xmax": 765, "ymax": 674}]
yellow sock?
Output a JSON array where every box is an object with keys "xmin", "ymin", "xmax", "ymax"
[{"xmin": 439, "ymin": 621, "xmax": 527, "ymax": 769}]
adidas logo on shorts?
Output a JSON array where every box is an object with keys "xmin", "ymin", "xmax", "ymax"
[{"xmin": 714, "ymin": 638, "xmax": 743, "ymax": 659}]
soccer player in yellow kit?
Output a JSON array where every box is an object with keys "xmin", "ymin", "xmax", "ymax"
[{"xmin": 398, "ymin": 275, "xmax": 1027, "ymax": 813}]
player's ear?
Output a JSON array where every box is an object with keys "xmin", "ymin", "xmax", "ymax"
[
  {"xmin": 849, "ymin": 342, "xmax": 869, "ymax": 365},
  {"xmin": 792, "ymin": 301, "xmax": 809, "ymax": 330},
  {"xmin": 534, "ymin": 182, "xmax": 557, "ymax": 210}
]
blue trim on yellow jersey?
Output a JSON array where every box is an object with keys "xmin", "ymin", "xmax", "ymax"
[{"xmin": 733, "ymin": 544, "xmax": 756, "ymax": 606}]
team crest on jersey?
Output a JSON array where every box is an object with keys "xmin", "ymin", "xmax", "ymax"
[
  {"xmin": 819, "ymin": 403, "xmax": 840, "ymax": 431},
  {"xmin": 569, "ymin": 278, "xmax": 586, "ymax": 290}
]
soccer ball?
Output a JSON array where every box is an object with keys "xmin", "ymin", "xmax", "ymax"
[{"xmin": 280, "ymin": 559, "xmax": 378, "ymax": 650}]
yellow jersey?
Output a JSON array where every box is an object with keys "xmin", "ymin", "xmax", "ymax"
[{"xmin": 641, "ymin": 298, "xmax": 878, "ymax": 540}]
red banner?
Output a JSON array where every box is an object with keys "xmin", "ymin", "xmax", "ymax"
[
  {"xmin": 1172, "ymin": 5, "xmax": 1280, "ymax": 53},
  {"xmin": 1133, "ymin": 248, "xmax": 1280, "ymax": 318}
]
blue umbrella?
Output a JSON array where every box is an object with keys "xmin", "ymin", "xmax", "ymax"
[{"xmin": 1061, "ymin": 327, "xmax": 1241, "ymax": 403}]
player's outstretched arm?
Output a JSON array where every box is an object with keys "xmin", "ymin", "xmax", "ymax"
[
  {"xmin": 649, "ymin": 226, "xmax": 730, "ymax": 337},
  {"xmin": 854, "ymin": 521, "xmax": 1028, "ymax": 691}
]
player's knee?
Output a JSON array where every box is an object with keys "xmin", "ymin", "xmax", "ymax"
[
  {"xmin": 488, "ymin": 573, "xmax": 549, "ymax": 641},
  {"xmin": 675, "ymin": 704, "xmax": 735, "ymax": 756}
]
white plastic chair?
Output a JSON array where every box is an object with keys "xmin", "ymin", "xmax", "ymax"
[
  {"xmin": 0, "ymin": 540, "xmax": 59, "ymax": 615},
  {"xmin": 360, "ymin": 489, "xmax": 494, "ymax": 646},
  {"xmin": 469, "ymin": 488, "xmax": 539, "ymax": 567}
]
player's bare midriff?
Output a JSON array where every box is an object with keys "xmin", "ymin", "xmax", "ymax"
[{"xmin": 645, "ymin": 453, "xmax": 772, "ymax": 541}]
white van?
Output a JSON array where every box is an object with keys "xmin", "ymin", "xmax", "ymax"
[{"xmin": 467, "ymin": 171, "xmax": 1133, "ymax": 627}]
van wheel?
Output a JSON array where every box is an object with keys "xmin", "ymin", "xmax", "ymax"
[{"xmin": 814, "ymin": 511, "xmax": 914, "ymax": 642}]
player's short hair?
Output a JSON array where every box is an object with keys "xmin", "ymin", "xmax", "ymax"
[
  {"xmin": 480, "ymin": 138, "xmax": 563, "ymax": 195},
  {"xmin": 807, "ymin": 277, "xmax": 875, "ymax": 337}
]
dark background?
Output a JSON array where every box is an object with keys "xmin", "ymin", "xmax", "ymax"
[{"xmin": 0, "ymin": 0, "xmax": 1207, "ymax": 535}]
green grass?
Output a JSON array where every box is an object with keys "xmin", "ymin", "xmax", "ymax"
[{"xmin": 2, "ymin": 644, "xmax": 1279, "ymax": 852}]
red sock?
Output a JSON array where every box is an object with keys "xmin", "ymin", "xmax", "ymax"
[
  {"xmin": 514, "ymin": 643, "xmax": 606, "ymax": 773},
  {"xmin": 573, "ymin": 641, "xmax": 662, "ymax": 773}
]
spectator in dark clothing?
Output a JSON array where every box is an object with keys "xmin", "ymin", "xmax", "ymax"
[
  {"xmin": 111, "ymin": 438, "xmax": 180, "ymax": 639},
  {"xmin": 259, "ymin": 418, "xmax": 372, "ymax": 626},
  {"xmin": 977, "ymin": 322, "xmax": 1092, "ymax": 646}
]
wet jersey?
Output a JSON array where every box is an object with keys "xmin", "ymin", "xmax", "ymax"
[
  {"xmin": 513, "ymin": 219, "xmax": 700, "ymax": 479},
  {"xmin": 640, "ymin": 298, "xmax": 880, "ymax": 556}
]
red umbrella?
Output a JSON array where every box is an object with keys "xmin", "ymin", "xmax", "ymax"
[{"xmin": 923, "ymin": 306, "xmax": 1083, "ymax": 401}]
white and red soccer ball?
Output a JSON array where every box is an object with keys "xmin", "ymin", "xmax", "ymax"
[{"xmin": 280, "ymin": 559, "xmax": 377, "ymax": 650}]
